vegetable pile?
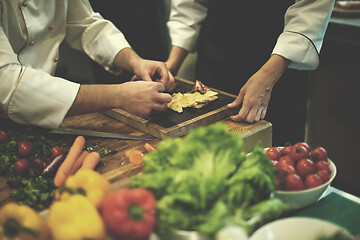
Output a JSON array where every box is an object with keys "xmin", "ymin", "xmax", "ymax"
[
  {"xmin": 0, "ymin": 128, "xmax": 70, "ymax": 209},
  {"xmin": 131, "ymin": 123, "xmax": 289, "ymax": 237},
  {"xmin": 266, "ymin": 143, "xmax": 332, "ymax": 191},
  {"xmin": 0, "ymin": 169, "xmax": 157, "ymax": 240},
  {"xmin": 0, "ymin": 128, "xmax": 115, "ymax": 209}
]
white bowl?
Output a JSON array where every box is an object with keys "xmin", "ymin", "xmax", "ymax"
[
  {"xmin": 249, "ymin": 217, "xmax": 352, "ymax": 240},
  {"xmin": 151, "ymin": 231, "xmax": 209, "ymax": 240},
  {"xmin": 274, "ymin": 158, "xmax": 337, "ymax": 210}
]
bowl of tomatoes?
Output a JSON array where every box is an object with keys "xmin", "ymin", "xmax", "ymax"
[{"xmin": 265, "ymin": 142, "xmax": 337, "ymax": 210}]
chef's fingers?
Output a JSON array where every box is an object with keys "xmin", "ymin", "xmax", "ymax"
[
  {"xmin": 244, "ymin": 106, "xmax": 258, "ymax": 123},
  {"xmin": 154, "ymin": 91, "xmax": 172, "ymax": 103},
  {"xmin": 261, "ymin": 108, "xmax": 267, "ymax": 120},
  {"xmin": 227, "ymin": 92, "xmax": 244, "ymax": 108},
  {"xmin": 156, "ymin": 69, "xmax": 175, "ymax": 92},
  {"xmin": 152, "ymin": 102, "xmax": 169, "ymax": 113},
  {"xmin": 130, "ymin": 75, "xmax": 139, "ymax": 81},
  {"xmin": 230, "ymin": 104, "xmax": 251, "ymax": 122},
  {"xmin": 254, "ymin": 108, "xmax": 262, "ymax": 122},
  {"xmin": 164, "ymin": 71, "xmax": 175, "ymax": 92},
  {"xmin": 155, "ymin": 64, "xmax": 169, "ymax": 82},
  {"xmin": 154, "ymin": 81, "xmax": 166, "ymax": 92}
]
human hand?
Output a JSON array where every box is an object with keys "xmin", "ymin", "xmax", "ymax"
[
  {"xmin": 227, "ymin": 71, "xmax": 274, "ymax": 123},
  {"xmin": 118, "ymin": 81, "xmax": 172, "ymax": 116},
  {"xmin": 133, "ymin": 59, "xmax": 175, "ymax": 92},
  {"xmin": 227, "ymin": 55, "xmax": 289, "ymax": 123}
]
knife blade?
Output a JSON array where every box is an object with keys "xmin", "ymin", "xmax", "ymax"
[{"xmin": 48, "ymin": 128, "xmax": 154, "ymax": 141}]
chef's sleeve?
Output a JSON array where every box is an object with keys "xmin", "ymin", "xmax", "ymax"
[
  {"xmin": 167, "ymin": 0, "xmax": 209, "ymax": 52},
  {"xmin": 272, "ymin": 0, "xmax": 335, "ymax": 70},
  {"xmin": 65, "ymin": 0, "xmax": 131, "ymax": 74},
  {"xmin": 0, "ymin": 25, "xmax": 80, "ymax": 128}
]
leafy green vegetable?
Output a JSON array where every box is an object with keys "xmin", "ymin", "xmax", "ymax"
[
  {"xmin": 0, "ymin": 126, "xmax": 117, "ymax": 210},
  {"xmin": 0, "ymin": 128, "xmax": 69, "ymax": 209},
  {"xmin": 233, "ymin": 198, "xmax": 290, "ymax": 233},
  {"xmin": 131, "ymin": 123, "xmax": 289, "ymax": 237},
  {"xmin": 9, "ymin": 175, "xmax": 56, "ymax": 209}
]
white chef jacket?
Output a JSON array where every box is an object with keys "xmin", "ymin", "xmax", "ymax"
[
  {"xmin": 167, "ymin": 0, "xmax": 335, "ymax": 70},
  {"xmin": 0, "ymin": 0, "xmax": 131, "ymax": 128}
]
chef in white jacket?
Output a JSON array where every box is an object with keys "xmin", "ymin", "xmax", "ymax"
[
  {"xmin": 166, "ymin": 0, "xmax": 335, "ymax": 146},
  {"xmin": 0, "ymin": 0, "xmax": 174, "ymax": 129}
]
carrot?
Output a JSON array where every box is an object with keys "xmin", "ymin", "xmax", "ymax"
[
  {"xmin": 71, "ymin": 150, "xmax": 89, "ymax": 175},
  {"xmin": 79, "ymin": 151, "xmax": 101, "ymax": 171},
  {"xmin": 127, "ymin": 149, "xmax": 144, "ymax": 165},
  {"xmin": 144, "ymin": 143, "xmax": 155, "ymax": 152},
  {"xmin": 54, "ymin": 136, "xmax": 85, "ymax": 187},
  {"xmin": 125, "ymin": 149, "xmax": 137, "ymax": 159}
]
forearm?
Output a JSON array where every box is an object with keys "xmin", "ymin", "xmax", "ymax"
[
  {"xmin": 166, "ymin": 46, "xmax": 189, "ymax": 75},
  {"xmin": 112, "ymin": 47, "xmax": 142, "ymax": 74},
  {"xmin": 66, "ymin": 84, "xmax": 122, "ymax": 117},
  {"xmin": 259, "ymin": 54, "xmax": 291, "ymax": 86},
  {"xmin": 67, "ymin": 81, "xmax": 172, "ymax": 118}
]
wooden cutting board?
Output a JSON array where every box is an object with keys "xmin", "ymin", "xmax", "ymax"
[{"xmin": 103, "ymin": 77, "xmax": 239, "ymax": 139}]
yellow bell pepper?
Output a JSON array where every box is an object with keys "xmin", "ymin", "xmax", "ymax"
[
  {"xmin": 59, "ymin": 169, "xmax": 112, "ymax": 208},
  {"xmin": 48, "ymin": 195, "xmax": 106, "ymax": 240},
  {"xmin": 0, "ymin": 202, "xmax": 52, "ymax": 240}
]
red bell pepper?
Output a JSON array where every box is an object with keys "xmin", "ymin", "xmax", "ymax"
[{"xmin": 101, "ymin": 188, "xmax": 156, "ymax": 239}]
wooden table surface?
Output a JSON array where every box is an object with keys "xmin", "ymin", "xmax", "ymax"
[{"xmin": 0, "ymin": 112, "xmax": 272, "ymax": 204}]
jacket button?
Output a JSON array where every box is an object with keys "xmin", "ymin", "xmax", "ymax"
[
  {"xmin": 54, "ymin": 57, "xmax": 59, "ymax": 62},
  {"xmin": 29, "ymin": 41, "xmax": 34, "ymax": 46},
  {"xmin": 22, "ymin": 1, "xmax": 27, "ymax": 7}
]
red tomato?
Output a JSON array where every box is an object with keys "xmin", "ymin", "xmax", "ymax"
[
  {"xmin": 284, "ymin": 173, "xmax": 304, "ymax": 191},
  {"xmin": 277, "ymin": 163, "xmax": 296, "ymax": 181},
  {"xmin": 289, "ymin": 145, "xmax": 309, "ymax": 163},
  {"xmin": 280, "ymin": 146, "xmax": 292, "ymax": 156},
  {"xmin": 279, "ymin": 164, "xmax": 296, "ymax": 174},
  {"xmin": 315, "ymin": 160, "xmax": 330, "ymax": 172},
  {"xmin": 17, "ymin": 141, "xmax": 33, "ymax": 157},
  {"xmin": 317, "ymin": 169, "xmax": 330, "ymax": 183},
  {"xmin": 296, "ymin": 158, "xmax": 316, "ymax": 178},
  {"xmin": 50, "ymin": 146, "xmax": 65, "ymax": 159},
  {"xmin": 13, "ymin": 159, "xmax": 30, "ymax": 176},
  {"xmin": 0, "ymin": 130, "xmax": 8, "ymax": 144},
  {"xmin": 310, "ymin": 147, "xmax": 328, "ymax": 162},
  {"xmin": 278, "ymin": 155, "xmax": 295, "ymax": 168},
  {"xmin": 266, "ymin": 147, "xmax": 281, "ymax": 161},
  {"xmin": 305, "ymin": 174, "xmax": 323, "ymax": 189},
  {"xmin": 275, "ymin": 173, "xmax": 285, "ymax": 190},
  {"xmin": 293, "ymin": 142, "xmax": 310, "ymax": 153}
]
